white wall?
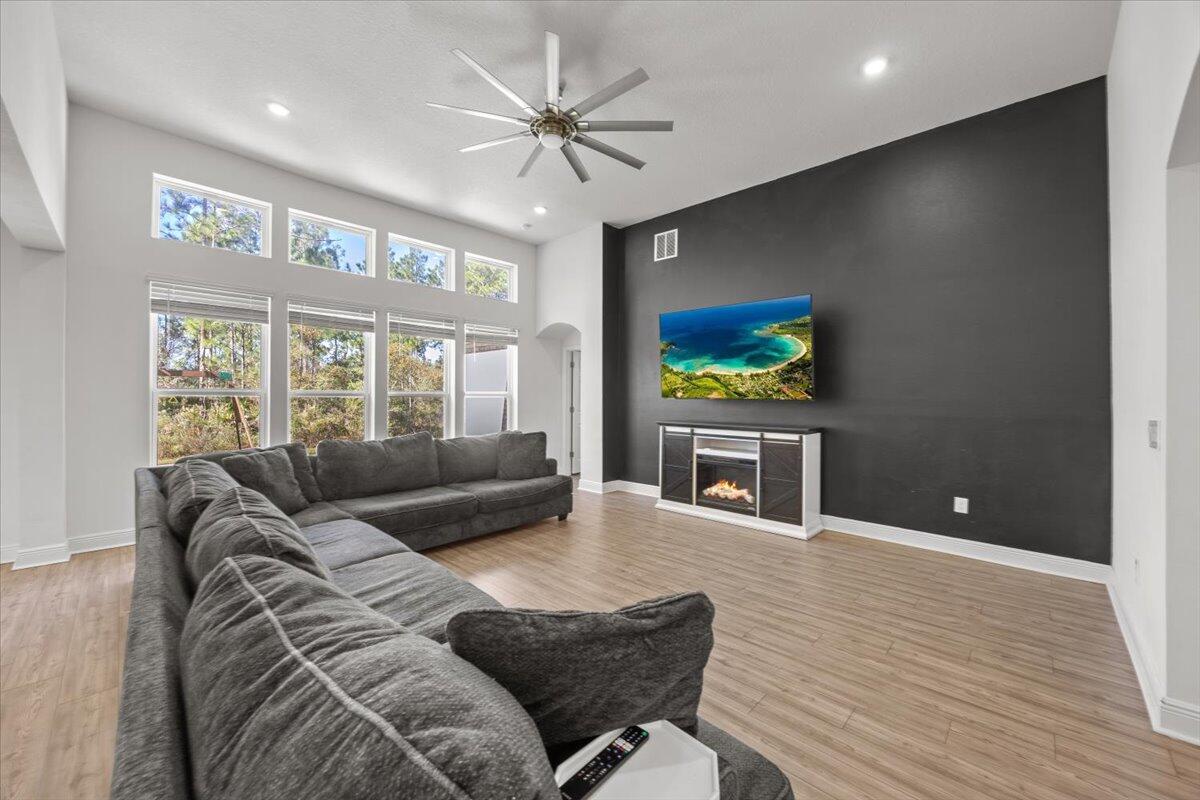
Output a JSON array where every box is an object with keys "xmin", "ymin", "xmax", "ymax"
[
  {"xmin": 0, "ymin": 0, "xmax": 67, "ymax": 249},
  {"xmin": 535, "ymin": 224, "xmax": 604, "ymax": 487},
  {"xmin": 1107, "ymin": 0, "xmax": 1200, "ymax": 742},
  {"xmin": 4, "ymin": 103, "xmax": 557, "ymax": 557}
]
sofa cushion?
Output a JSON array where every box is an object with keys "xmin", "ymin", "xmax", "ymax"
[
  {"xmin": 221, "ymin": 447, "xmax": 309, "ymax": 515},
  {"xmin": 288, "ymin": 501, "xmax": 353, "ymax": 528},
  {"xmin": 181, "ymin": 556, "xmax": 559, "ymax": 800},
  {"xmin": 316, "ymin": 432, "xmax": 439, "ymax": 500},
  {"xmin": 299, "ymin": 519, "xmax": 411, "ymax": 571},
  {"xmin": 179, "ymin": 442, "xmax": 322, "ymax": 504},
  {"xmin": 185, "ymin": 487, "xmax": 328, "ymax": 586},
  {"xmin": 450, "ymin": 474, "xmax": 572, "ymax": 514},
  {"xmin": 496, "ymin": 431, "xmax": 548, "ymax": 480},
  {"xmin": 434, "ymin": 433, "xmax": 499, "ymax": 484},
  {"xmin": 331, "ymin": 552, "xmax": 500, "ymax": 642},
  {"xmin": 162, "ymin": 458, "xmax": 239, "ymax": 542},
  {"xmin": 331, "ymin": 486, "xmax": 477, "ymax": 536},
  {"xmin": 446, "ymin": 592, "xmax": 715, "ymax": 747}
]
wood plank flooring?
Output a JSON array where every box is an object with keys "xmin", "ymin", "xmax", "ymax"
[{"xmin": 1, "ymin": 489, "xmax": 1196, "ymax": 799}]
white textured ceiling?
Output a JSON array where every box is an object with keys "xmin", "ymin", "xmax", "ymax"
[{"xmin": 51, "ymin": 1, "xmax": 1118, "ymax": 244}]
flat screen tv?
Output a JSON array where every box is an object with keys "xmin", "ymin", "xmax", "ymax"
[{"xmin": 660, "ymin": 294, "xmax": 813, "ymax": 400}]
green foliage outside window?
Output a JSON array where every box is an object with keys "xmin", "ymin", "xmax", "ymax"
[
  {"xmin": 158, "ymin": 187, "xmax": 262, "ymax": 254},
  {"xmin": 289, "ymin": 217, "xmax": 367, "ymax": 274},
  {"xmin": 289, "ymin": 325, "xmax": 365, "ymax": 391},
  {"xmin": 290, "ymin": 397, "xmax": 366, "ymax": 450},
  {"xmin": 388, "ymin": 397, "xmax": 444, "ymax": 438},
  {"xmin": 388, "ymin": 241, "xmax": 446, "ymax": 288},
  {"xmin": 465, "ymin": 257, "xmax": 512, "ymax": 301},
  {"xmin": 157, "ymin": 397, "xmax": 261, "ymax": 464}
]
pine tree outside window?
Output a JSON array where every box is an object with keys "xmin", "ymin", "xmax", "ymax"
[{"xmin": 152, "ymin": 175, "xmax": 270, "ymax": 257}]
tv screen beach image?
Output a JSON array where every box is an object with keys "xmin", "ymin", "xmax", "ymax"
[{"xmin": 660, "ymin": 294, "xmax": 814, "ymax": 400}]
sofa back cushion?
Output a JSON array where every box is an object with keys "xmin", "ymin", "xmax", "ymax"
[
  {"xmin": 185, "ymin": 487, "xmax": 328, "ymax": 586},
  {"xmin": 435, "ymin": 433, "xmax": 499, "ymax": 484},
  {"xmin": 496, "ymin": 431, "xmax": 549, "ymax": 480},
  {"xmin": 446, "ymin": 592, "xmax": 715, "ymax": 748},
  {"xmin": 163, "ymin": 459, "xmax": 239, "ymax": 542},
  {"xmin": 316, "ymin": 432, "xmax": 439, "ymax": 501},
  {"xmin": 182, "ymin": 442, "xmax": 323, "ymax": 504},
  {"xmin": 221, "ymin": 447, "xmax": 310, "ymax": 515},
  {"xmin": 181, "ymin": 555, "xmax": 559, "ymax": 800}
]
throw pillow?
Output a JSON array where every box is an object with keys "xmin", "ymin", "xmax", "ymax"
[
  {"xmin": 181, "ymin": 555, "xmax": 560, "ymax": 800},
  {"xmin": 446, "ymin": 592, "xmax": 715, "ymax": 747},
  {"xmin": 496, "ymin": 430, "xmax": 548, "ymax": 480},
  {"xmin": 222, "ymin": 447, "xmax": 310, "ymax": 515},
  {"xmin": 434, "ymin": 433, "xmax": 500, "ymax": 483},
  {"xmin": 163, "ymin": 458, "xmax": 239, "ymax": 542},
  {"xmin": 185, "ymin": 487, "xmax": 328, "ymax": 586},
  {"xmin": 181, "ymin": 442, "xmax": 322, "ymax": 504},
  {"xmin": 316, "ymin": 431, "xmax": 439, "ymax": 500}
]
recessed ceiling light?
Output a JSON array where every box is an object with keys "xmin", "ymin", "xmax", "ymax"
[
  {"xmin": 533, "ymin": 206, "xmax": 548, "ymax": 215},
  {"xmin": 862, "ymin": 57, "xmax": 888, "ymax": 78},
  {"xmin": 267, "ymin": 102, "xmax": 291, "ymax": 117}
]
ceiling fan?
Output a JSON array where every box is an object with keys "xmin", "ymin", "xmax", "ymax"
[{"xmin": 427, "ymin": 32, "xmax": 673, "ymax": 183}]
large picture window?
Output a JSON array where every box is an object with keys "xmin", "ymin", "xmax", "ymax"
[
  {"xmin": 388, "ymin": 234, "xmax": 452, "ymax": 290},
  {"xmin": 150, "ymin": 282, "xmax": 270, "ymax": 464},
  {"xmin": 463, "ymin": 324, "xmax": 517, "ymax": 435},
  {"xmin": 288, "ymin": 301, "xmax": 374, "ymax": 450},
  {"xmin": 288, "ymin": 210, "xmax": 375, "ymax": 276},
  {"xmin": 388, "ymin": 314, "xmax": 454, "ymax": 438},
  {"xmin": 464, "ymin": 253, "xmax": 516, "ymax": 302},
  {"xmin": 153, "ymin": 175, "xmax": 270, "ymax": 257}
]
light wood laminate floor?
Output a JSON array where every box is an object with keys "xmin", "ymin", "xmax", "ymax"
[{"xmin": 1, "ymin": 490, "xmax": 1197, "ymax": 799}]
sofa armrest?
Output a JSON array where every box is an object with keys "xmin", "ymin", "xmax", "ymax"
[{"xmin": 542, "ymin": 458, "xmax": 558, "ymax": 477}]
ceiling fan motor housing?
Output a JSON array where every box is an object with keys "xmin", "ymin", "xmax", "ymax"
[{"xmin": 532, "ymin": 114, "xmax": 575, "ymax": 148}]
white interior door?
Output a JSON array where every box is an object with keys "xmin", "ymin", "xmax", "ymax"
[{"xmin": 569, "ymin": 350, "xmax": 581, "ymax": 474}]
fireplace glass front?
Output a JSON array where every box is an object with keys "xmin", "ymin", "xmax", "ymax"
[{"xmin": 695, "ymin": 454, "xmax": 758, "ymax": 516}]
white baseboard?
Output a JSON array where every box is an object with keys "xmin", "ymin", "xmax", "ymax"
[
  {"xmin": 1160, "ymin": 697, "xmax": 1200, "ymax": 745},
  {"xmin": 0, "ymin": 545, "xmax": 16, "ymax": 565},
  {"xmin": 8, "ymin": 528, "xmax": 135, "ymax": 570},
  {"xmin": 577, "ymin": 479, "xmax": 604, "ymax": 494},
  {"xmin": 69, "ymin": 528, "xmax": 135, "ymax": 555},
  {"xmin": 12, "ymin": 542, "xmax": 71, "ymax": 570},
  {"xmin": 602, "ymin": 480, "xmax": 658, "ymax": 496},
  {"xmin": 821, "ymin": 514, "xmax": 1113, "ymax": 584}
]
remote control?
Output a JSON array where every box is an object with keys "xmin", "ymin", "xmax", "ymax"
[{"xmin": 559, "ymin": 725, "xmax": 650, "ymax": 800}]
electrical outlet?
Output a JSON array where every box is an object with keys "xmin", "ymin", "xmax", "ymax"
[
  {"xmin": 954, "ymin": 497, "xmax": 969, "ymax": 514},
  {"xmin": 1148, "ymin": 420, "xmax": 1159, "ymax": 449}
]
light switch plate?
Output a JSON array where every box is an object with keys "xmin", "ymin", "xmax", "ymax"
[
  {"xmin": 1148, "ymin": 420, "xmax": 1159, "ymax": 449},
  {"xmin": 954, "ymin": 497, "xmax": 969, "ymax": 514}
]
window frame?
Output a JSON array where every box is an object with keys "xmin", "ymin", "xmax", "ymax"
[
  {"xmin": 148, "ymin": 281, "xmax": 271, "ymax": 465},
  {"xmin": 462, "ymin": 324, "xmax": 518, "ymax": 435},
  {"xmin": 151, "ymin": 174, "xmax": 272, "ymax": 258},
  {"xmin": 286, "ymin": 300, "xmax": 375, "ymax": 447},
  {"xmin": 387, "ymin": 233, "xmax": 455, "ymax": 291},
  {"xmin": 386, "ymin": 313, "xmax": 456, "ymax": 439},
  {"xmin": 287, "ymin": 208, "xmax": 376, "ymax": 277},
  {"xmin": 464, "ymin": 252, "xmax": 518, "ymax": 303}
]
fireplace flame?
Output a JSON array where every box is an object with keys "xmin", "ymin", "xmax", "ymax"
[{"xmin": 702, "ymin": 479, "xmax": 755, "ymax": 504}]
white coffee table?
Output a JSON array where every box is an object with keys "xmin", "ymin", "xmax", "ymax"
[{"xmin": 554, "ymin": 720, "xmax": 720, "ymax": 800}]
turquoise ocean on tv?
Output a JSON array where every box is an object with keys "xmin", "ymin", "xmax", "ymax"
[{"xmin": 660, "ymin": 295, "xmax": 811, "ymax": 374}]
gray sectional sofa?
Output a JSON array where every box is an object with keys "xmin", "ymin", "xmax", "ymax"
[{"xmin": 111, "ymin": 430, "xmax": 794, "ymax": 800}]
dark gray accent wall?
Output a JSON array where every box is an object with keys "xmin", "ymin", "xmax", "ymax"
[
  {"xmin": 614, "ymin": 78, "xmax": 1111, "ymax": 563},
  {"xmin": 602, "ymin": 223, "xmax": 625, "ymax": 482}
]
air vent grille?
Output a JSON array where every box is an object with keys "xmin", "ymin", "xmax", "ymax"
[{"xmin": 654, "ymin": 229, "xmax": 678, "ymax": 261}]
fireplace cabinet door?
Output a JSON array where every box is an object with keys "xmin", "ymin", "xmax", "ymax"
[
  {"xmin": 660, "ymin": 431, "xmax": 693, "ymax": 503},
  {"xmin": 760, "ymin": 440, "xmax": 802, "ymax": 524}
]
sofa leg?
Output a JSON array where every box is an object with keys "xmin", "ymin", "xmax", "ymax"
[{"xmin": 557, "ymin": 513, "xmax": 568, "ymax": 521}]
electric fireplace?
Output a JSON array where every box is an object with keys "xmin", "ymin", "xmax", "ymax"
[{"xmin": 695, "ymin": 452, "xmax": 758, "ymax": 516}]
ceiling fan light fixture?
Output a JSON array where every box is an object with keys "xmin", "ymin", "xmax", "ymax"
[{"xmin": 539, "ymin": 132, "xmax": 565, "ymax": 149}]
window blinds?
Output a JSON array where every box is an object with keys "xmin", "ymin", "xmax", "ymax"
[
  {"xmin": 388, "ymin": 313, "xmax": 456, "ymax": 339},
  {"xmin": 149, "ymin": 281, "xmax": 270, "ymax": 324},
  {"xmin": 464, "ymin": 323, "xmax": 518, "ymax": 347},
  {"xmin": 287, "ymin": 301, "xmax": 375, "ymax": 333}
]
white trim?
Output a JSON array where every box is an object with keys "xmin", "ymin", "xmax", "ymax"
[
  {"xmin": 12, "ymin": 543, "xmax": 71, "ymax": 570},
  {"xmin": 578, "ymin": 479, "xmax": 604, "ymax": 494},
  {"xmin": 657, "ymin": 498, "xmax": 822, "ymax": 539},
  {"xmin": 0, "ymin": 545, "xmax": 16, "ymax": 564},
  {"xmin": 69, "ymin": 528, "xmax": 135, "ymax": 555},
  {"xmin": 1108, "ymin": 581, "xmax": 1200, "ymax": 745},
  {"xmin": 820, "ymin": 514, "xmax": 1112, "ymax": 584},
  {"xmin": 602, "ymin": 480, "xmax": 658, "ymax": 496}
]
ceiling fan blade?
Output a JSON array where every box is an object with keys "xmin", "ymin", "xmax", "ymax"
[
  {"xmin": 459, "ymin": 132, "xmax": 532, "ymax": 153},
  {"xmin": 545, "ymin": 31, "xmax": 560, "ymax": 108},
  {"xmin": 573, "ymin": 134, "xmax": 645, "ymax": 170},
  {"xmin": 452, "ymin": 48, "xmax": 539, "ymax": 115},
  {"xmin": 577, "ymin": 120, "xmax": 673, "ymax": 132},
  {"xmin": 517, "ymin": 144, "xmax": 543, "ymax": 177},
  {"xmin": 561, "ymin": 142, "xmax": 591, "ymax": 183},
  {"xmin": 566, "ymin": 68, "xmax": 649, "ymax": 119},
  {"xmin": 426, "ymin": 102, "xmax": 531, "ymax": 127}
]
